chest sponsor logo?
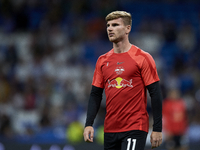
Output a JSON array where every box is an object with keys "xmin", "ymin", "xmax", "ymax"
[{"xmin": 108, "ymin": 77, "xmax": 133, "ymax": 89}]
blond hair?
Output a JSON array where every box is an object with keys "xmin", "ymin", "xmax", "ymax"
[{"xmin": 105, "ymin": 11, "xmax": 132, "ymax": 26}]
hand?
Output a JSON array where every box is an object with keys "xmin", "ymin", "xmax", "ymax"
[
  {"xmin": 150, "ymin": 131, "xmax": 162, "ymax": 149},
  {"xmin": 83, "ymin": 126, "xmax": 94, "ymax": 142}
]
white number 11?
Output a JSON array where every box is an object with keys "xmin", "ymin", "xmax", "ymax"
[{"xmin": 127, "ymin": 138, "xmax": 136, "ymax": 150}]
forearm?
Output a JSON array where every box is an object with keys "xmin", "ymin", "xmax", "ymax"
[
  {"xmin": 147, "ymin": 81, "xmax": 163, "ymax": 132},
  {"xmin": 85, "ymin": 85, "xmax": 104, "ymax": 127}
]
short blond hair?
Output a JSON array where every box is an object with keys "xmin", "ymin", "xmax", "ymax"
[{"xmin": 105, "ymin": 11, "xmax": 132, "ymax": 26}]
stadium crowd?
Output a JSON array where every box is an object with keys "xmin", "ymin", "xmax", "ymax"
[{"xmin": 0, "ymin": 0, "xmax": 200, "ymax": 147}]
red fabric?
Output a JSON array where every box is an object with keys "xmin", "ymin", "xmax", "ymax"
[
  {"xmin": 163, "ymin": 99, "xmax": 188, "ymax": 135},
  {"xmin": 92, "ymin": 45, "xmax": 160, "ymax": 133}
]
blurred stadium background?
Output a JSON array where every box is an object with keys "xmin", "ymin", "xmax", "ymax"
[{"xmin": 0, "ymin": 0, "xmax": 200, "ymax": 150}]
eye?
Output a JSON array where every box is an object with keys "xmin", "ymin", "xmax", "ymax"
[{"xmin": 112, "ymin": 23, "xmax": 118, "ymax": 27}]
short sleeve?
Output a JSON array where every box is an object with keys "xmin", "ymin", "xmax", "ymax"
[
  {"xmin": 141, "ymin": 53, "xmax": 160, "ymax": 86},
  {"xmin": 92, "ymin": 57, "xmax": 104, "ymax": 88}
]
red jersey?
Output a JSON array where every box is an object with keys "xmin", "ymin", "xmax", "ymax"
[
  {"xmin": 92, "ymin": 45, "xmax": 160, "ymax": 133},
  {"xmin": 163, "ymin": 99, "xmax": 187, "ymax": 135}
]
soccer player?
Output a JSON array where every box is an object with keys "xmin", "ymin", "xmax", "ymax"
[
  {"xmin": 83, "ymin": 11, "xmax": 163, "ymax": 150},
  {"xmin": 163, "ymin": 89, "xmax": 188, "ymax": 150}
]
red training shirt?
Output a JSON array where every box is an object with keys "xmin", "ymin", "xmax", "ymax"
[
  {"xmin": 92, "ymin": 45, "xmax": 160, "ymax": 133},
  {"xmin": 163, "ymin": 98, "xmax": 188, "ymax": 135}
]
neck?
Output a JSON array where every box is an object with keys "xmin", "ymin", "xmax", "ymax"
[{"xmin": 113, "ymin": 40, "xmax": 132, "ymax": 53}]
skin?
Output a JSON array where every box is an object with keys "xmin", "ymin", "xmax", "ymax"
[
  {"xmin": 83, "ymin": 126, "xmax": 94, "ymax": 142},
  {"xmin": 83, "ymin": 17, "xmax": 162, "ymax": 149},
  {"xmin": 151, "ymin": 131, "xmax": 163, "ymax": 149},
  {"xmin": 106, "ymin": 18, "xmax": 132, "ymax": 53}
]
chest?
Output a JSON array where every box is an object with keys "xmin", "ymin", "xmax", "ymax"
[{"xmin": 101, "ymin": 54, "xmax": 140, "ymax": 81}]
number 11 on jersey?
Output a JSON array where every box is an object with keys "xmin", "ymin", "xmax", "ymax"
[{"xmin": 127, "ymin": 138, "xmax": 136, "ymax": 150}]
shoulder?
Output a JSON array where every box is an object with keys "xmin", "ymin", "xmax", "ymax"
[
  {"xmin": 132, "ymin": 45, "xmax": 153, "ymax": 59},
  {"xmin": 163, "ymin": 99, "xmax": 170, "ymax": 105},
  {"xmin": 179, "ymin": 99, "xmax": 186, "ymax": 106},
  {"xmin": 128, "ymin": 45, "xmax": 155, "ymax": 65},
  {"xmin": 97, "ymin": 49, "xmax": 114, "ymax": 63}
]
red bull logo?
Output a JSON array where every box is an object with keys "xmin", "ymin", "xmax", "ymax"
[{"xmin": 108, "ymin": 77, "xmax": 133, "ymax": 89}]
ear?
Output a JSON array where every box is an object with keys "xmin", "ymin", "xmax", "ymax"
[{"xmin": 126, "ymin": 25, "xmax": 131, "ymax": 34}]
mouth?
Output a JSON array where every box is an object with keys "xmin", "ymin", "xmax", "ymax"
[{"xmin": 108, "ymin": 33, "xmax": 114, "ymax": 37}]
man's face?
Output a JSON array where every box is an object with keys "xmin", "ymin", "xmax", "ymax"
[{"xmin": 106, "ymin": 18, "xmax": 130, "ymax": 43}]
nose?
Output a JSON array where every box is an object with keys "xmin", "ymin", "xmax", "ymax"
[{"xmin": 107, "ymin": 26, "xmax": 112, "ymax": 32}]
